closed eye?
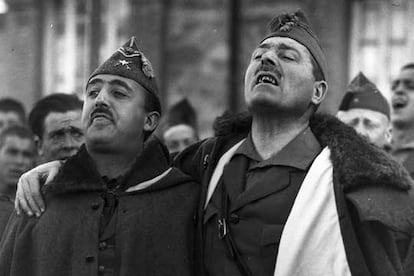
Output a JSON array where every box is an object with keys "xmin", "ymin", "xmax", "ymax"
[
  {"xmin": 282, "ymin": 55, "xmax": 295, "ymax": 61},
  {"xmin": 113, "ymin": 90, "xmax": 128, "ymax": 98}
]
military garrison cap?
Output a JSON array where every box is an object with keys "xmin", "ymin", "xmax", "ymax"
[
  {"xmin": 88, "ymin": 36, "xmax": 161, "ymax": 114},
  {"xmin": 339, "ymin": 72, "xmax": 390, "ymax": 119},
  {"xmin": 166, "ymin": 98, "xmax": 197, "ymax": 130},
  {"xmin": 262, "ymin": 10, "xmax": 327, "ymax": 80}
]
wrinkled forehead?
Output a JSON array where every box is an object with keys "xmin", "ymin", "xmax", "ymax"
[
  {"xmin": 86, "ymin": 73, "xmax": 147, "ymax": 96},
  {"xmin": 258, "ymin": 36, "xmax": 311, "ymax": 57},
  {"xmin": 44, "ymin": 111, "xmax": 82, "ymax": 133}
]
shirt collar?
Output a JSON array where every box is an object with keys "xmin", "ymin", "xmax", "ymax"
[{"xmin": 234, "ymin": 127, "xmax": 321, "ymax": 170}]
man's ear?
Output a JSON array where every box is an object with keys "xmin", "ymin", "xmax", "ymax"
[
  {"xmin": 385, "ymin": 123, "xmax": 392, "ymax": 145},
  {"xmin": 143, "ymin": 111, "xmax": 160, "ymax": 133},
  {"xmin": 34, "ymin": 135, "xmax": 44, "ymax": 156},
  {"xmin": 311, "ymin": 80, "xmax": 328, "ymax": 106}
]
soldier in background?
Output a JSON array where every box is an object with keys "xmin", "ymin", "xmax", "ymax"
[
  {"xmin": 28, "ymin": 93, "xmax": 83, "ymax": 162},
  {"xmin": 391, "ymin": 63, "xmax": 414, "ymax": 178},
  {"xmin": 337, "ymin": 72, "xmax": 391, "ymax": 149},
  {"xmin": 0, "ymin": 125, "xmax": 36, "ymax": 200},
  {"xmin": 0, "ymin": 125, "xmax": 36, "ymax": 236},
  {"xmin": 162, "ymin": 98, "xmax": 199, "ymax": 156},
  {"xmin": 0, "ymin": 98, "xmax": 26, "ymax": 133}
]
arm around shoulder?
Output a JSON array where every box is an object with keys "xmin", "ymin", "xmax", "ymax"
[{"xmin": 173, "ymin": 138, "xmax": 215, "ymax": 182}]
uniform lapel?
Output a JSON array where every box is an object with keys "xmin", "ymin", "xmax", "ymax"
[{"xmin": 222, "ymin": 155, "xmax": 249, "ymax": 205}]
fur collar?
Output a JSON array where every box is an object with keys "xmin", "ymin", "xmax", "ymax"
[
  {"xmin": 213, "ymin": 112, "xmax": 413, "ymax": 191},
  {"xmin": 43, "ymin": 137, "xmax": 175, "ymax": 195}
]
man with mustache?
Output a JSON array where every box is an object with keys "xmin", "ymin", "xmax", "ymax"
[
  {"xmin": 12, "ymin": 11, "xmax": 414, "ymax": 276},
  {"xmin": 0, "ymin": 37, "xmax": 198, "ymax": 276}
]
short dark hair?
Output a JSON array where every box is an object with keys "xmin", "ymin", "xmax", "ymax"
[
  {"xmin": 310, "ymin": 54, "xmax": 324, "ymax": 82},
  {"xmin": 0, "ymin": 125, "xmax": 35, "ymax": 149},
  {"xmin": 401, "ymin": 63, "xmax": 414, "ymax": 71},
  {"xmin": 28, "ymin": 93, "xmax": 83, "ymax": 139},
  {"xmin": 0, "ymin": 98, "xmax": 26, "ymax": 124}
]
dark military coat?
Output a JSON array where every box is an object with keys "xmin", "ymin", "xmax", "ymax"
[
  {"xmin": 175, "ymin": 113, "xmax": 414, "ymax": 276},
  {"xmin": 391, "ymin": 144, "xmax": 414, "ymax": 274},
  {"xmin": 0, "ymin": 195, "xmax": 13, "ymax": 238},
  {"xmin": 0, "ymin": 139, "xmax": 199, "ymax": 276}
]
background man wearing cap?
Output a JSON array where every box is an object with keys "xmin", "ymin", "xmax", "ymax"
[
  {"xmin": 337, "ymin": 72, "xmax": 391, "ymax": 149},
  {"xmin": 0, "ymin": 37, "xmax": 198, "ymax": 276},
  {"xmin": 162, "ymin": 98, "xmax": 199, "ymax": 156},
  {"xmin": 12, "ymin": 11, "xmax": 414, "ymax": 276}
]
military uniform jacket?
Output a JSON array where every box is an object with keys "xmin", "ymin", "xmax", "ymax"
[
  {"xmin": 175, "ymin": 113, "xmax": 414, "ymax": 276},
  {"xmin": 0, "ymin": 139, "xmax": 199, "ymax": 276}
]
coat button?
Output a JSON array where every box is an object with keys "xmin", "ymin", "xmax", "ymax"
[
  {"xmin": 99, "ymin": 241, "xmax": 107, "ymax": 251},
  {"xmin": 98, "ymin": 265, "xmax": 105, "ymax": 274},
  {"xmin": 91, "ymin": 203, "xmax": 100, "ymax": 210},
  {"xmin": 229, "ymin": 213, "xmax": 239, "ymax": 224},
  {"xmin": 85, "ymin": 255, "xmax": 95, "ymax": 263},
  {"xmin": 203, "ymin": 154, "xmax": 209, "ymax": 169}
]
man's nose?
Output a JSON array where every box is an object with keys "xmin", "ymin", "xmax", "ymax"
[
  {"xmin": 62, "ymin": 134, "xmax": 81, "ymax": 149},
  {"xmin": 354, "ymin": 123, "xmax": 368, "ymax": 138},
  {"xmin": 393, "ymin": 81, "xmax": 406, "ymax": 94},
  {"xmin": 14, "ymin": 153, "xmax": 29, "ymax": 166},
  {"xmin": 261, "ymin": 51, "xmax": 277, "ymax": 66},
  {"xmin": 94, "ymin": 88, "xmax": 110, "ymax": 106}
]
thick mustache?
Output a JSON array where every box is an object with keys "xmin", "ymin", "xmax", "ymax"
[{"xmin": 90, "ymin": 107, "xmax": 113, "ymax": 121}]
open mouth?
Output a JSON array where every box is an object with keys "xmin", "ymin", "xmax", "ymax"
[
  {"xmin": 392, "ymin": 96, "xmax": 408, "ymax": 109},
  {"xmin": 256, "ymin": 73, "xmax": 279, "ymax": 86}
]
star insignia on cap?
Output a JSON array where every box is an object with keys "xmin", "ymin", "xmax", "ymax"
[{"xmin": 116, "ymin": 59, "xmax": 131, "ymax": 70}]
